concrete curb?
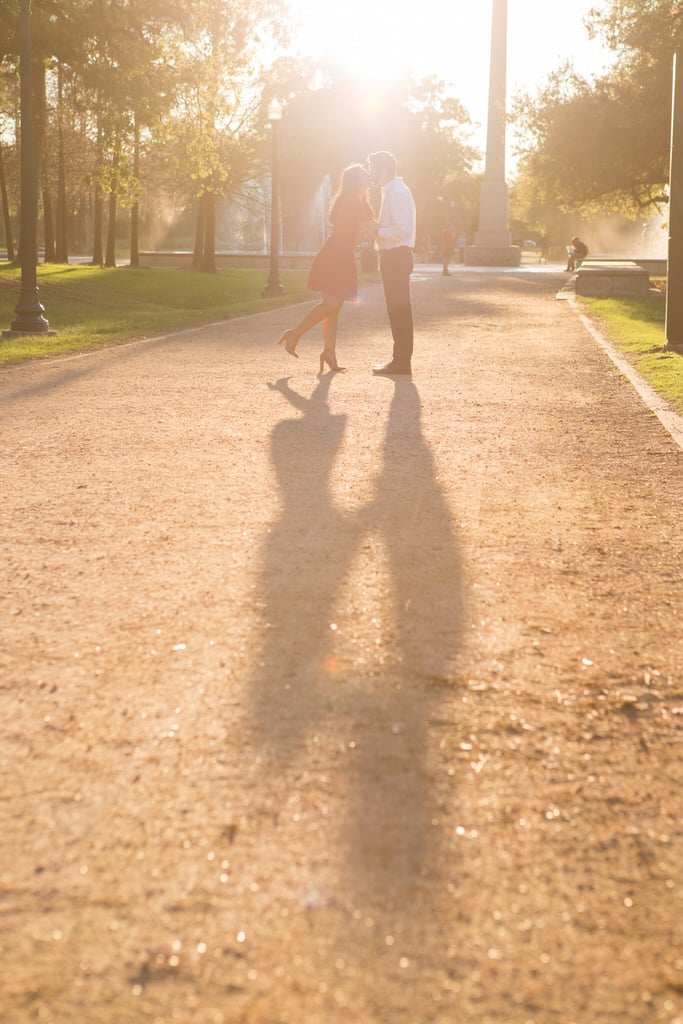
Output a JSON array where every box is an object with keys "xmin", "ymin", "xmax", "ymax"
[{"xmin": 569, "ymin": 295, "xmax": 683, "ymax": 452}]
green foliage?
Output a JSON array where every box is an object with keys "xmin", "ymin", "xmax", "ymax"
[
  {"xmin": 512, "ymin": 0, "xmax": 682, "ymax": 217},
  {"xmin": 0, "ymin": 263, "xmax": 309, "ymax": 365},
  {"xmin": 154, "ymin": 0, "xmax": 290, "ymax": 201},
  {"xmin": 512, "ymin": 68, "xmax": 669, "ymax": 217},
  {"xmin": 0, "ymin": 0, "xmax": 293, "ymax": 261}
]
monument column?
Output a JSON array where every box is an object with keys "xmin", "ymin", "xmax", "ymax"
[{"xmin": 465, "ymin": 0, "xmax": 521, "ymax": 267}]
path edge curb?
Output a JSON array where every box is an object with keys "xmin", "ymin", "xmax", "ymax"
[{"xmin": 570, "ymin": 296, "xmax": 683, "ymax": 452}]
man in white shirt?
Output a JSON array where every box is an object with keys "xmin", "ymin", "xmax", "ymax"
[{"xmin": 368, "ymin": 151, "xmax": 417, "ymax": 376}]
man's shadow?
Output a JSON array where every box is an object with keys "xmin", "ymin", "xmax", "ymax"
[{"xmin": 342, "ymin": 379, "xmax": 465, "ymax": 896}]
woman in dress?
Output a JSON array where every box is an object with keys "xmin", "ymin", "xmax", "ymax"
[{"xmin": 277, "ymin": 164, "xmax": 376, "ymax": 372}]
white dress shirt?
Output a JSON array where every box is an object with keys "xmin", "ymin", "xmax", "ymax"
[{"xmin": 375, "ymin": 177, "xmax": 416, "ymax": 251}]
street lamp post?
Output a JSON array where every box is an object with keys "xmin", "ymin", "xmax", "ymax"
[
  {"xmin": 261, "ymin": 99, "xmax": 284, "ymax": 298},
  {"xmin": 3, "ymin": 0, "xmax": 52, "ymax": 337}
]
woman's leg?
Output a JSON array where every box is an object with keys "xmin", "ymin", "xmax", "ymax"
[
  {"xmin": 319, "ymin": 307, "xmax": 345, "ymax": 370},
  {"xmin": 322, "ymin": 308, "xmax": 339, "ymax": 354},
  {"xmin": 278, "ymin": 295, "xmax": 342, "ymax": 354}
]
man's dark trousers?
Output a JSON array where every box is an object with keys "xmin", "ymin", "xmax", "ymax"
[{"xmin": 380, "ymin": 246, "xmax": 414, "ymax": 367}]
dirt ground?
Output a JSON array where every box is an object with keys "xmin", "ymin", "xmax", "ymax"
[{"xmin": 1, "ymin": 266, "xmax": 682, "ymax": 1024}]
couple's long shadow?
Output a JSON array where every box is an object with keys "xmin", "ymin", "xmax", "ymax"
[{"xmin": 252, "ymin": 372, "xmax": 464, "ymax": 894}]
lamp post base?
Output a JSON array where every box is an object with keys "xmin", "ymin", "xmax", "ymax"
[
  {"xmin": 3, "ymin": 328, "xmax": 56, "ymax": 339},
  {"xmin": 5, "ymin": 288, "xmax": 53, "ymax": 335}
]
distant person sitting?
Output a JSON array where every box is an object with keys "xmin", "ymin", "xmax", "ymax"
[{"xmin": 566, "ymin": 236, "xmax": 588, "ymax": 271}]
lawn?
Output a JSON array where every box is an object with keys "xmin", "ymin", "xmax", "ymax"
[
  {"xmin": 0, "ymin": 263, "xmax": 310, "ymax": 367},
  {"xmin": 580, "ymin": 290, "xmax": 683, "ymax": 412}
]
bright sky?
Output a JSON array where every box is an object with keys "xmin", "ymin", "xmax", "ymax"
[{"xmin": 286, "ymin": 0, "xmax": 612, "ymax": 139}]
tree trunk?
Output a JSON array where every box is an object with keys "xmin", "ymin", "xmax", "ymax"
[
  {"xmin": 55, "ymin": 62, "xmax": 68, "ymax": 263},
  {"xmin": 91, "ymin": 115, "xmax": 104, "ymax": 266},
  {"xmin": 192, "ymin": 193, "xmax": 205, "ymax": 270},
  {"xmin": 42, "ymin": 181, "xmax": 55, "ymax": 262},
  {"xmin": 200, "ymin": 191, "xmax": 216, "ymax": 273},
  {"xmin": 129, "ymin": 202, "xmax": 139, "ymax": 268},
  {"xmin": 105, "ymin": 187, "xmax": 117, "ymax": 267},
  {"xmin": 129, "ymin": 118, "xmax": 140, "ymax": 268},
  {"xmin": 55, "ymin": 146, "xmax": 67, "ymax": 262},
  {"xmin": 105, "ymin": 150, "xmax": 119, "ymax": 268},
  {"xmin": 92, "ymin": 184, "xmax": 103, "ymax": 265},
  {"xmin": 34, "ymin": 58, "xmax": 56, "ymax": 262},
  {"xmin": 13, "ymin": 97, "xmax": 22, "ymax": 262},
  {"xmin": 0, "ymin": 142, "xmax": 15, "ymax": 262}
]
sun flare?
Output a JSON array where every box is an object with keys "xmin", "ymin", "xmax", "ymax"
[
  {"xmin": 286, "ymin": 0, "xmax": 490, "ymax": 96},
  {"xmin": 284, "ymin": 0, "xmax": 610, "ymax": 131}
]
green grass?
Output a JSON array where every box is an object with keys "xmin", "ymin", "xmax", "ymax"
[
  {"xmin": 0, "ymin": 263, "xmax": 310, "ymax": 367},
  {"xmin": 581, "ymin": 291, "xmax": 683, "ymax": 412}
]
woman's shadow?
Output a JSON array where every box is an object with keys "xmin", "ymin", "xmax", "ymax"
[{"xmin": 251, "ymin": 373, "xmax": 360, "ymax": 753}]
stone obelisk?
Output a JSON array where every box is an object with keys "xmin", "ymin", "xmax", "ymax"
[{"xmin": 465, "ymin": 0, "xmax": 521, "ymax": 266}]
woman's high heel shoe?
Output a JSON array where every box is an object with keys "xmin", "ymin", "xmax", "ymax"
[
  {"xmin": 319, "ymin": 350, "xmax": 346, "ymax": 373},
  {"xmin": 277, "ymin": 330, "xmax": 299, "ymax": 358}
]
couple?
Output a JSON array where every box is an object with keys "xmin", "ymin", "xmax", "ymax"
[{"xmin": 277, "ymin": 150, "xmax": 416, "ymax": 376}]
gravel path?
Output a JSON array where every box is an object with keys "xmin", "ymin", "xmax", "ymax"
[{"xmin": 1, "ymin": 267, "xmax": 682, "ymax": 1024}]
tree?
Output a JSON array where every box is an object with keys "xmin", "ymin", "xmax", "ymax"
[
  {"xmin": 511, "ymin": 0, "xmax": 683, "ymax": 215},
  {"xmin": 154, "ymin": 0, "xmax": 289, "ymax": 271},
  {"xmin": 76, "ymin": 0, "xmax": 174, "ymax": 265}
]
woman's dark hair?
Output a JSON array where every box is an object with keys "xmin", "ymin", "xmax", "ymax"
[
  {"xmin": 338, "ymin": 164, "xmax": 370, "ymax": 194},
  {"xmin": 329, "ymin": 164, "xmax": 372, "ymax": 223}
]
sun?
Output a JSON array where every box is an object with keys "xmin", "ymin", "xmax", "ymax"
[
  {"xmin": 284, "ymin": 0, "xmax": 492, "ymax": 98},
  {"xmin": 283, "ymin": 0, "xmax": 611, "ymax": 136}
]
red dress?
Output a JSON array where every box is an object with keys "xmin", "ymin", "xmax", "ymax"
[{"xmin": 307, "ymin": 193, "xmax": 373, "ymax": 301}]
